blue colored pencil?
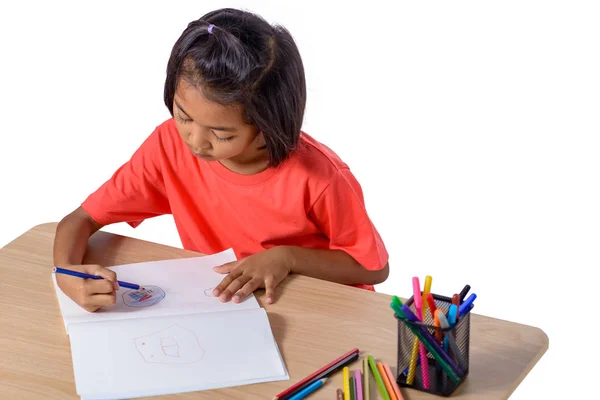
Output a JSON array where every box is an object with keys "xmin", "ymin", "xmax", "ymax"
[
  {"xmin": 53, "ymin": 267, "xmax": 142, "ymax": 290},
  {"xmin": 287, "ymin": 378, "xmax": 328, "ymax": 400}
]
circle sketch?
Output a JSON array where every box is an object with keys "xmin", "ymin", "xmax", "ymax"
[{"xmin": 123, "ymin": 285, "xmax": 166, "ymax": 307}]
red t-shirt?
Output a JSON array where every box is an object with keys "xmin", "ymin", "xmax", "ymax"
[{"xmin": 82, "ymin": 119, "xmax": 388, "ymax": 290}]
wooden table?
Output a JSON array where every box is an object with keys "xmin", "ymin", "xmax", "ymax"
[{"xmin": 0, "ymin": 223, "xmax": 548, "ymax": 399}]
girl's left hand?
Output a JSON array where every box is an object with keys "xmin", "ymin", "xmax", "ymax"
[{"xmin": 212, "ymin": 247, "xmax": 291, "ymax": 304}]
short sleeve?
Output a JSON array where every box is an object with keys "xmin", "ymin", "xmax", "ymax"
[
  {"xmin": 81, "ymin": 127, "xmax": 171, "ymax": 227},
  {"xmin": 309, "ymin": 168, "xmax": 388, "ymax": 270}
]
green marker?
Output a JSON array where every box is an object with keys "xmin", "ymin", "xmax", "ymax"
[{"xmin": 392, "ymin": 295, "xmax": 404, "ymax": 312}]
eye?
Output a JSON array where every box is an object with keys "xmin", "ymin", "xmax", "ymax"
[
  {"xmin": 212, "ymin": 131, "xmax": 234, "ymax": 142},
  {"xmin": 175, "ymin": 113, "xmax": 192, "ymax": 124}
]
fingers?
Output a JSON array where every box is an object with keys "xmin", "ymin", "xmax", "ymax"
[
  {"xmin": 212, "ymin": 268, "xmax": 243, "ymax": 298},
  {"xmin": 82, "ymin": 294, "xmax": 117, "ymax": 311},
  {"xmin": 233, "ymin": 278, "xmax": 262, "ymax": 304},
  {"xmin": 264, "ymin": 276, "xmax": 276, "ymax": 304},
  {"xmin": 218, "ymin": 274, "xmax": 251, "ymax": 303},
  {"xmin": 86, "ymin": 278, "xmax": 115, "ymax": 295},
  {"xmin": 213, "ymin": 260, "xmax": 238, "ymax": 274},
  {"xmin": 84, "ymin": 264, "xmax": 119, "ymax": 291}
]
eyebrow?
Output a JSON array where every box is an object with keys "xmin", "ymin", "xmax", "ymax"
[{"xmin": 174, "ymin": 100, "xmax": 237, "ymax": 132}]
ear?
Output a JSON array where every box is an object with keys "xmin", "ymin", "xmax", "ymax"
[{"xmin": 255, "ymin": 131, "xmax": 267, "ymax": 150}]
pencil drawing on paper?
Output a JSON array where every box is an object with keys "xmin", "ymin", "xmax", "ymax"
[
  {"xmin": 133, "ymin": 325, "xmax": 205, "ymax": 364},
  {"xmin": 123, "ymin": 285, "xmax": 166, "ymax": 307}
]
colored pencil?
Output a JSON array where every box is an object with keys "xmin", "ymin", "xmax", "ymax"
[
  {"xmin": 377, "ymin": 362, "xmax": 397, "ymax": 400},
  {"xmin": 288, "ymin": 378, "xmax": 328, "ymax": 400},
  {"xmin": 367, "ymin": 356, "xmax": 390, "ymax": 400},
  {"xmin": 337, "ymin": 388, "xmax": 344, "ymax": 400},
  {"xmin": 354, "ymin": 369, "xmax": 363, "ymax": 400},
  {"xmin": 273, "ymin": 348, "xmax": 359, "ymax": 400},
  {"xmin": 343, "ymin": 367, "xmax": 351, "ymax": 400},
  {"xmin": 349, "ymin": 375, "xmax": 355, "ymax": 400},
  {"xmin": 383, "ymin": 363, "xmax": 404, "ymax": 400},
  {"xmin": 52, "ymin": 266, "xmax": 142, "ymax": 290},
  {"xmin": 362, "ymin": 357, "xmax": 370, "ymax": 400}
]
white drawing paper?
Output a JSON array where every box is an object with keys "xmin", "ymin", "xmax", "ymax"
[
  {"xmin": 68, "ymin": 308, "xmax": 288, "ymax": 400},
  {"xmin": 52, "ymin": 248, "xmax": 287, "ymax": 399}
]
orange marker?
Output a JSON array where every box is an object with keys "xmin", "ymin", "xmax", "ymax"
[
  {"xmin": 377, "ymin": 362, "xmax": 397, "ymax": 400},
  {"xmin": 382, "ymin": 363, "xmax": 404, "ymax": 400},
  {"xmin": 433, "ymin": 310, "xmax": 443, "ymax": 343}
]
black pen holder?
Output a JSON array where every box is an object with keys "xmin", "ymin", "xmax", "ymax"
[{"xmin": 395, "ymin": 293, "xmax": 472, "ymax": 396}]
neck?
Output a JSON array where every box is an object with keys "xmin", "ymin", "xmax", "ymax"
[{"xmin": 219, "ymin": 149, "xmax": 270, "ymax": 175}]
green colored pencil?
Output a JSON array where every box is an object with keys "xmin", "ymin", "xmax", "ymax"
[{"xmin": 367, "ymin": 356, "xmax": 390, "ymax": 400}]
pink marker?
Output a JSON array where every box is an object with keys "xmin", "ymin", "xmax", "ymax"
[
  {"xmin": 412, "ymin": 276, "xmax": 430, "ymax": 389},
  {"xmin": 412, "ymin": 277, "xmax": 423, "ymax": 316}
]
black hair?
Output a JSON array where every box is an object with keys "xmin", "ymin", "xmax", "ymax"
[{"xmin": 164, "ymin": 8, "xmax": 306, "ymax": 167}]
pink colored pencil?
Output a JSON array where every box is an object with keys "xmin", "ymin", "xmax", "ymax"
[{"xmin": 354, "ymin": 369, "xmax": 363, "ymax": 400}]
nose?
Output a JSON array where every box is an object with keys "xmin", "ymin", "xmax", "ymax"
[{"xmin": 187, "ymin": 125, "xmax": 212, "ymax": 150}]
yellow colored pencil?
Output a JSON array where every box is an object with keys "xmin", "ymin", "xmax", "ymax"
[{"xmin": 343, "ymin": 366, "xmax": 350, "ymax": 400}]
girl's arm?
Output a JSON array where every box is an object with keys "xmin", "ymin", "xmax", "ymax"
[
  {"xmin": 53, "ymin": 207, "xmax": 119, "ymax": 312},
  {"xmin": 212, "ymin": 245, "xmax": 389, "ymax": 304},
  {"xmin": 54, "ymin": 207, "xmax": 103, "ymax": 266},
  {"xmin": 284, "ymin": 246, "xmax": 389, "ymax": 286}
]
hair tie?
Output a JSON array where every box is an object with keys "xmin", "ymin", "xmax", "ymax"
[{"xmin": 207, "ymin": 24, "xmax": 215, "ymax": 34}]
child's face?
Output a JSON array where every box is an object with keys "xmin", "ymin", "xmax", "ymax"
[{"xmin": 173, "ymin": 80, "xmax": 266, "ymax": 167}]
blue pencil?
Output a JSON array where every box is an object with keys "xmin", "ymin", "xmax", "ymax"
[
  {"xmin": 53, "ymin": 267, "xmax": 142, "ymax": 290},
  {"xmin": 287, "ymin": 377, "xmax": 328, "ymax": 400}
]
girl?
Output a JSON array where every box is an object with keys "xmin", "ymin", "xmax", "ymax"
[{"xmin": 53, "ymin": 8, "xmax": 389, "ymax": 312}]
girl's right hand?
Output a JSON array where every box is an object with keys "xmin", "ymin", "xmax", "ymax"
[{"xmin": 55, "ymin": 264, "xmax": 119, "ymax": 312}]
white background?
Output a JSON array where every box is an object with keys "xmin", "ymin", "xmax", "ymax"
[{"xmin": 1, "ymin": 1, "xmax": 598, "ymax": 398}]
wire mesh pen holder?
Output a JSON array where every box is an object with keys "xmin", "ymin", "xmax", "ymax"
[{"xmin": 395, "ymin": 293, "xmax": 472, "ymax": 397}]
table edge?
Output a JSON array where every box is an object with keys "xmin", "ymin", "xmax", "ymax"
[{"xmin": 3, "ymin": 221, "xmax": 552, "ymax": 349}]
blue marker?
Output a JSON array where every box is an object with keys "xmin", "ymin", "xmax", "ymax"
[
  {"xmin": 288, "ymin": 377, "xmax": 328, "ymax": 400},
  {"xmin": 459, "ymin": 293, "xmax": 476, "ymax": 317},
  {"xmin": 449, "ymin": 305, "xmax": 458, "ymax": 326}
]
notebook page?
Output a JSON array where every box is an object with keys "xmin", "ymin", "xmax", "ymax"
[
  {"xmin": 52, "ymin": 249, "xmax": 259, "ymax": 332},
  {"xmin": 68, "ymin": 308, "xmax": 288, "ymax": 399}
]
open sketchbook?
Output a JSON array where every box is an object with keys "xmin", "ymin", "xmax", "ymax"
[{"xmin": 52, "ymin": 249, "xmax": 289, "ymax": 400}]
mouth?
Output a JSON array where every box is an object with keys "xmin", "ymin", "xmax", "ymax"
[
  {"xmin": 192, "ymin": 152, "xmax": 213, "ymax": 159},
  {"xmin": 186, "ymin": 145, "xmax": 212, "ymax": 159}
]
